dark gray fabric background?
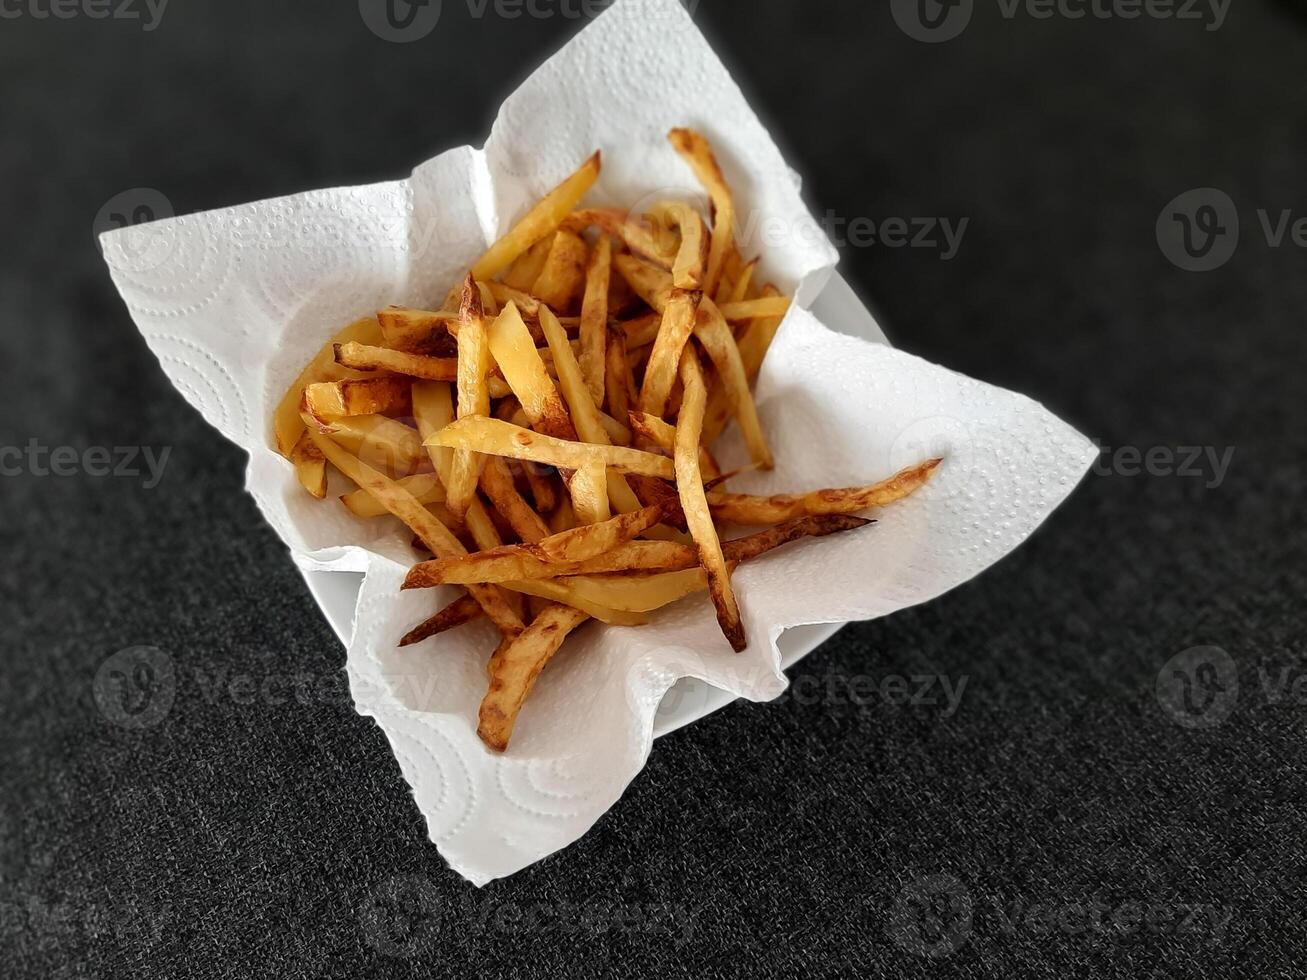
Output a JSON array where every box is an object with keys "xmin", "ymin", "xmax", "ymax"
[{"xmin": 2, "ymin": 0, "xmax": 1305, "ymax": 976}]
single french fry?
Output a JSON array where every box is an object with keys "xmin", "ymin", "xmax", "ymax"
[
  {"xmin": 502, "ymin": 235, "xmax": 554, "ymax": 293},
  {"xmin": 646, "ymin": 201, "xmax": 707, "ymax": 290},
  {"xmin": 531, "ymin": 567, "xmax": 711, "ymax": 614},
  {"xmin": 274, "ymin": 316, "xmax": 384, "ymax": 457},
  {"xmin": 472, "ymin": 151, "xmax": 602, "ymax": 281},
  {"xmin": 536, "ymin": 503, "xmax": 668, "ymax": 562},
  {"xmin": 668, "ymin": 128, "xmax": 734, "ymax": 297},
  {"xmin": 333, "ymin": 342, "xmax": 514, "ymax": 396},
  {"xmin": 501, "ymin": 579, "xmax": 647, "ymax": 627},
  {"xmin": 479, "ymin": 456, "xmax": 550, "ymax": 544},
  {"xmin": 486, "ymin": 302, "xmax": 577, "ymax": 441},
  {"xmin": 341, "ymin": 472, "xmax": 445, "ymax": 518},
  {"xmin": 717, "ymin": 297, "xmax": 791, "ymax": 321},
  {"xmin": 676, "ymin": 351, "xmax": 745, "ymax": 651},
  {"xmin": 579, "ymin": 235, "xmax": 611, "ymax": 407},
  {"xmin": 708, "ymin": 459, "xmax": 943, "ymax": 525},
  {"xmin": 290, "ymin": 431, "xmax": 327, "ymax": 499},
  {"xmin": 604, "ymin": 319, "xmax": 636, "ymax": 425},
  {"xmin": 621, "ymin": 312, "xmax": 662, "ymax": 350},
  {"xmin": 304, "ymin": 377, "xmax": 411, "ymax": 420},
  {"xmin": 307, "ymin": 429, "xmax": 523, "ymax": 635},
  {"xmin": 694, "ymin": 298, "xmax": 772, "ymax": 469},
  {"xmin": 639, "ymin": 288, "xmax": 702, "ymax": 417},
  {"xmin": 448, "ymin": 276, "xmax": 492, "ymax": 519},
  {"xmin": 399, "ymin": 593, "xmax": 483, "ymax": 647},
  {"xmin": 477, "ymin": 604, "xmax": 592, "ymax": 752},
  {"xmin": 561, "ymin": 207, "xmax": 673, "ymax": 267},
  {"xmin": 427, "ymin": 417, "xmax": 676, "ymax": 480},
  {"xmin": 735, "ymin": 284, "xmax": 787, "ymax": 381},
  {"xmin": 531, "ymin": 230, "xmax": 588, "ymax": 312}
]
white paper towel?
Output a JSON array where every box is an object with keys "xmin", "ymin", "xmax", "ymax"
[{"xmin": 100, "ymin": 0, "xmax": 1097, "ymax": 885}]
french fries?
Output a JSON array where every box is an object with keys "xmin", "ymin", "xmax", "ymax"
[{"xmin": 271, "ymin": 131, "xmax": 941, "ymax": 751}]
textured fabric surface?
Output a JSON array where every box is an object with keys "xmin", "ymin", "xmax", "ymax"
[{"xmin": 2, "ymin": 0, "xmax": 1304, "ymax": 976}]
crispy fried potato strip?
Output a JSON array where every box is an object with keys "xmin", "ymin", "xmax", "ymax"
[
  {"xmin": 639, "ymin": 288, "xmax": 702, "ymax": 417},
  {"xmin": 531, "ymin": 230, "xmax": 588, "ymax": 312},
  {"xmin": 472, "ymin": 151, "xmax": 601, "ymax": 281},
  {"xmin": 487, "ymin": 302, "xmax": 577, "ymax": 441},
  {"xmin": 290, "ymin": 431, "xmax": 327, "ymax": 499},
  {"xmin": 646, "ymin": 201, "xmax": 707, "ymax": 290},
  {"xmin": 447, "ymin": 276, "xmax": 492, "ymax": 518},
  {"xmin": 304, "ymin": 377, "xmax": 411, "ymax": 420},
  {"xmin": 427, "ymin": 417, "xmax": 676, "ymax": 480},
  {"xmin": 399, "ymin": 593, "xmax": 483, "ymax": 648},
  {"xmin": 668, "ymin": 128, "xmax": 734, "ymax": 297},
  {"xmin": 675, "ymin": 351, "xmax": 745, "ymax": 651},
  {"xmin": 708, "ymin": 459, "xmax": 943, "ymax": 525},
  {"xmin": 477, "ymin": 604, "xmax": 591, "ymax": 752},
  {"xmin": 579, "ymin": 235, "xmax": 611, "ymax": 407},
  {"xmin": 693, "ymin": 299, "xmax": 773, "ymax": 469}
]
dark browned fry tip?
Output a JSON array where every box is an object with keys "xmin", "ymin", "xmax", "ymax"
[
  {"xmin": 721, "ymin": 619, "xmax": 747, "ymax": 653},
  {"xmin": 808, "ymin": 515, "xmax": 874, "ymax": 534},
  {"xmin": 459, "ymin": 272, "xmax": 482, "ymax": 321},
  {"xmin": 401, "ymin": 569, "xmax": 431, "ymax": 590},
  {"xmin": 332, "ymin": 343, "xmax": 344, "ymax": 363},
  {"xmin": 587, "ymin": 149, "xmax": 602, "ymax": 170},
  {"xmin": 476, "ymin": 717, "xmax": 509, "ymax": 753},
  {"xmin": 925, "ymin": 457, "xmax": 945, "ymax": 473}
]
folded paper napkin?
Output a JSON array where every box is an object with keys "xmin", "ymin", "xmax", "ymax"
[{"xmin": 100, "ymin": 0, "xmax": 1096, "ymax": 884}]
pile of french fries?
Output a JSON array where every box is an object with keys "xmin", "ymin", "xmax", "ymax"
[{"xmin": 273, "ymin": 128, "xmax": 940, "ymax": 751}]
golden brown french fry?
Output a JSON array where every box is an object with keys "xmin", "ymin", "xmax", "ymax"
[
  {"xmin": 639, "ymin": 288, "xmax": 702, "ymax": 417},
  {"xmin": 501, "ymin": 580, "xmax": 647, "ymax": 626},
  {"xmin": 676, "ymin": 351, "xmax": 745, "ymax": 651},
  {"xmin": 399, "ymin": 593, "xmax": 483, "ymax": 647},
  {"xmin": 449, "ymin": 276, "xmax": 492, "ymax": 519},
  {"xmin": 274, "ymin": 316, "xmax": 384, "ymax": 457},
  {"xmin": 708, "ymin": 458, "xmax": 943, "ymax": 524},
  {"xmin": 486, "ymin": 302, "xmax": 577, "ymax": 441},
  {"xmin": 668, "ymin": 128, "xmax": 734, "ymax": 297},
  {"xmin": 604, "ymin": 319, "xmax": 636, "ymax": 424},
  {"xmin": 621, "ymin": 312, "xmax": 662, "ymax": 350},
  {"xmin": 717, "ymin": 297, "xmax": 791, "ymax": 321},
  {"xmin": 332, "ymin": 342, "xmax": 513, "ymax": 396},
  {"xmin": 427, "ymin": 417, "xmax": 676, "ymax": 479},
  {"xmin": 579, "ymin": 235, "xmax": 611, "ymax": 407},
  {"xmin": 335, "ymin": 341, "xmax": 457, "ymax": 380},
  {"xmin": 290, "ymin": 431, "xmax": 327, "ymax": 499},
  {"xmin": 613, "ymin": 253, "xmax": 674, "ymax": 312},
  {"xmin": 561, "ymin": 207, "xmax": 673, "ymax": 267},
  {"xmin": 531, "ymin": 230, "xmax": 588, "ymax": 312},
  {"xmin": 308, "ymin": 429, "xmax": 523, "ymax": 635},
  {"xmin": 479, "ymin": 456, "xmax": 550, "ymax": 543},
  {"xmin": 376, "ymin": 307, "xmax": 456, "ymax": 350},
  {"xmin": 646, "ymin": 201, "xmax": 707, "ymax": 290},
  {"xmin": 536, "ymin": 502, "xmax": 668, "ymax": 563},
  {"xmin": 502, "ymin": 236, "xmax": 554, "ymax": 293},
  {"xmin": 303, "ymin": 377, "xmax": 411, "ymax": 420},
  {"xmin": 530, "ymin": 567, "xmax": 710, "ymax": 614},
  {"xmin": 694, "ymin": 298, "xmax": 773, "ymax": 469},
  {"xmin": 341, "ymin": 472, "xmax": 445, "ymax": 518},
  {"xmin": 472, "ymin": 151, "xmax": 601, "ymax": 281},
  {"xmin": 569, "ymin": 458, "xmax": 610, "ymax": 525},
  {"xmin": 320, "ymin": 415, "xmax": 428, "ymax": 477},
  {"xmin": 477, "ymin": 604, "xmax": 592, "ymax": 752}
]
